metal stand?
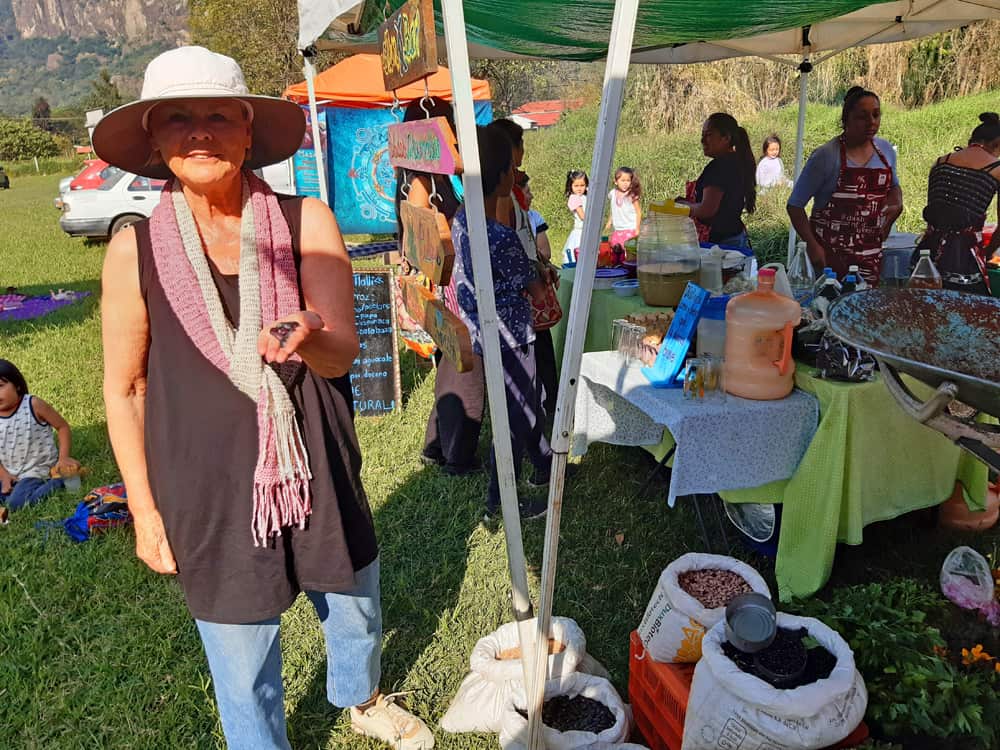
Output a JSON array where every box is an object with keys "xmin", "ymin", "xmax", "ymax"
[{"xmin": 638, "ymin": 445, "xmax": 676, "ymax": 497}]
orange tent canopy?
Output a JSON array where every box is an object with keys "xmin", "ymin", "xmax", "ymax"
[{"xmin": 283, "ymin": 53, "xmax": 491, "ymax": 107}]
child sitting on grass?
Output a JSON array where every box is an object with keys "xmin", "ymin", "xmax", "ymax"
[{"xmin": 0, "ymin": 359, "xmax": 79, "ymax": 521}]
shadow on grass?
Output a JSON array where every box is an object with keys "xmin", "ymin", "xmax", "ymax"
[
  {"xmin": 398, "ymin": 347, "xmax": 434, "ymax": 409},
  {"xmin": 285, "ymin": 463, "xmax": 483, "ymax": 746}
]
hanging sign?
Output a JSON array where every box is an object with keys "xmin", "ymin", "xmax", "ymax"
[
  {"xmin": 388, "ymin": 117, "xmax": 463, "ymax": 175},
  {"xmin": 379, "ymin": 0, "xmax": 438, "ymax": 91},
  {"xmin": 399, "ymin": 200, "xmax": 455, "ymax": 286},
  {"xmin": 399, "ymin": 275, "xmax": 434, "ymax": 328},
  {"xmin": 424, "ymin": 299, "xmax": 474, "ymax": 372},
  {"xmin": 397, "ymin": 276, "xmax": 473, "ymax": 372}
]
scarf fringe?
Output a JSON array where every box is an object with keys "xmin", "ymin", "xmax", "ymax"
[{"xmin": 252, "ymin": 381, "xmax": 313, "ymax": 546}]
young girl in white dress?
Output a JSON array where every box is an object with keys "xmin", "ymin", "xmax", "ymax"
[{"xmin": 562, "ymin": 170, "xmax": 588, "ymax": 263}]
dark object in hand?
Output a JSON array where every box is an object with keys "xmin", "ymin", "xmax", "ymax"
[{"xmin": 270, "ymin": 321, "xmax": 300, "ymax": 348}]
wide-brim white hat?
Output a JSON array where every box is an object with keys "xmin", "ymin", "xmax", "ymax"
[{"xmin": 93, "ymin": 46, "xmax": 306, "ymax": 180}]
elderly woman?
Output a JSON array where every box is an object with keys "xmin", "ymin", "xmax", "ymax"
[
  {"xmin": 787, "ymin": 86, "xmax": 904, "ymax": 286},
  {"xmin": 97, "ymin": 47, "xmax": 433, "ymax": 750}
]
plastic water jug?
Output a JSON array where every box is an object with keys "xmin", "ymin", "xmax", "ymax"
[{"xmin": 724, "ymin": 268, "xmax": 802, "ymax": 400}]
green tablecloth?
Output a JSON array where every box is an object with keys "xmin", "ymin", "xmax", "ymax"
[
  {"xmin": 716, "ymin": 364, "xmax": 991, "ymax": 602},
  {"xmin": 551, "ymin": 267, "xmax": 666, "ymax": 362}
]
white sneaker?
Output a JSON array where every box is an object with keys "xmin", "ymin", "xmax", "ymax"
[{"xmin": 350, "ymin": 692, "xmax": 435, "ymax": 749}]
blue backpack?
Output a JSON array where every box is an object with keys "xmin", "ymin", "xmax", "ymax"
[{"xmin": 63, "ymin": 483, "xmax": 131, "ymax": 542}]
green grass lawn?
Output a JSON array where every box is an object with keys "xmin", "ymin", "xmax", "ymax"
[{"xmin": 1, "ymin": 115, "xmax": 998, "ymax": 749}]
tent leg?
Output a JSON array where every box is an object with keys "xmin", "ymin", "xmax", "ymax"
[
  {"xmin": 302, "ymin": 54, "xmax": 330, "ymax": 206},
  {"xmin": 439, "ymin": 0, "xmax": 540, "ymax": 713},
  {"xmin": 786, "ymin": 57, "xmax": 810, "ymax": 264},
  {"xmin": 525, "ymin": 1, "xmax": 642, "ymax": 748}
]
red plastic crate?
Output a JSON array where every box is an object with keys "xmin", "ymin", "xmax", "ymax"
[{"xmin": 628, "ymin": 630, "xmax": 869, "ymax": 750}]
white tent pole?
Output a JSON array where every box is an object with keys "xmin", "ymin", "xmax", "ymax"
[
  {"xmin": 525, "ymin": 1, "xmax": 641, "ymax": 748},
  {"xmin": 786, "ymin": 55, "xmax": 810, "ymax": 264},
  {"xmin": 302, "ymin": 53, "xmax": 330, "ymax": 206},
  {"xmin": 439, "ymin": 0, "xmax": 540, "ymax": 704}
]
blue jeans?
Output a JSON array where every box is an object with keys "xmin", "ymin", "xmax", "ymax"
[
  {"xmin": 0, "ymin": 477, "xmax": 63, "ymax": 510},
  {"xmin": 195, "ymin": 559, "xmax": 382, "ymax": 750}
]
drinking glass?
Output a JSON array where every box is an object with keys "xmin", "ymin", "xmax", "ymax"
[
  {"xmin": 703, "ymin": 354, "xmax": 727, "ymax": 402},
  {"xmin": 611, "ymin": 319, "xmax": 627, "ymax": 358},
  {"xmin": 683, "ymin": 358, "xmax": 704, "ymax": 400}
]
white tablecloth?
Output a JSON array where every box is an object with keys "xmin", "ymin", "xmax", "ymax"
[{"xmin": 572, "ymin": 351, "xmax": 820, "ymax": 506}]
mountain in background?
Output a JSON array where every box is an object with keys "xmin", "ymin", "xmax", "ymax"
[{"xmin": 0, "ymin": 0, "xmax": 188, "ymax": 115}]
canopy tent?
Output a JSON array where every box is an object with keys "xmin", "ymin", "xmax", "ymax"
[
  {"xmin": 298, "ymin": 2, "xmax": 1000, "ymax": 748},
  {"xmin": 304, "ymin": 0, "xmax": 1000, "ymax": 252},
  {"xmin": 283, "ymin": 52, "xmax": 491, "ymax": 105},
  {"xmin": 302, "ymin": 1, "xmax": 1000, "ymax": 63}
]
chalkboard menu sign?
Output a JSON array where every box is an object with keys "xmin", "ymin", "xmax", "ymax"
[{"xmin": 351, "ymin": 270, "xmax": 402, "ymax": 416}]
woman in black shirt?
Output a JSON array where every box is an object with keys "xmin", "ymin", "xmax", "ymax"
[{"xmin": 682, "ymin": 112, "xmax": 757, "ymax": 249}]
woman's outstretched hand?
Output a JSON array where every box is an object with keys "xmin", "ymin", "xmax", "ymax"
[{"xmin": 258, "ymin": 311, "xmax": 325, "ymax": 365}]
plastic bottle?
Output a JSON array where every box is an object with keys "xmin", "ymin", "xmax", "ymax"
[
  {"xmin": 818, "ymin": 275, "xmax": 841, "ymax": 304},
  {"xmin": 787, "ymin": 241, "xmax": 815, "ymax": 300},
  {"xmin": 812, "ymin": 267, "xmax": 834, "ymax": 296},
  {"xmin": 696, "ymin": 294, "xmax": 730, "ymax": 358},
  {"xmin": 723, "ymin": 268, "xmax": 802, "ymax": 400},
  {"xmin": 841, "ymin": 274, "xmax": 858, "ymax": 295},
  {"xmin": 908, "ymin": 249, "xmax": 943, "ymax": 289}
]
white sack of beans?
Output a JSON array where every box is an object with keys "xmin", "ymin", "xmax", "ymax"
[
  {"xmin": 499, "ymin": 672, "xmax": 630, "ymax": 750},
  {"xmin": 441, "ymin": 617, "xmax": 588, "ymax": 734},
  {"xmin": 682, "ymin": 614, "xmax": 867, "ymax": 750},
  {"xmin": 637, "ymin": 553, "xmax": 770, "ymax": 663}
]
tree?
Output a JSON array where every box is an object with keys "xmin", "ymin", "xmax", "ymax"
[
  {"xmin": 85, "ymin": 69, "xmax": 125, "ymax": 113},
  {"xmin": 470, "ymin": 60, "xmax": 571, "ymax": 117},
  {"xmin": 190, "ymin": 0, "xmax": 336, "ymax": 97},
  {"xmin": 32, "ymin": 97, "xmax": 52, "ymax": 132},
  {"xmin": 0, "ymin": 118, "xmax": 61, "ymax": 160}
]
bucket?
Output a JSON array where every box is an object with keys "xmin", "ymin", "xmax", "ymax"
[{"xmin": 881, "ymin": 233, "xmax": 919, "ymax": 289}]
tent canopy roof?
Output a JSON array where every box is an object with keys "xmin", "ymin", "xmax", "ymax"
[
  {"xmin": 284, "ymin": 53, "xmax": 491, "ymax": 105},
  {"xmin": 301, "ymin": 0, "xmax": 1000, "ymax": 64}
]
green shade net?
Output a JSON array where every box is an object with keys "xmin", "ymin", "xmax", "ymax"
[{"xmin": 317, "ymin": 0, "xmax": 892, "ymax": 60}]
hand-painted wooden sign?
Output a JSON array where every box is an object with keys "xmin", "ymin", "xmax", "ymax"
[
  {"xmin": 399, "ymin": 200, "xmax": 455, "ymax": 286},
  {"xmin": 398, "ymin": 275, "xmax": 473, "ymax": 372},
  {"xmin": 379, "ymin": 0, "xmax": 438, "ymax": 91},
  {"xmin": 388, "ymin": 118, "xmax": 463, "ymax": 175},
  {"xmin": 424, "ymin": 298, "xmax": 474, "ymax": 372},
  {"xmin": 399, "ymin": 274, "xmax": 434, "ymax": 328}
]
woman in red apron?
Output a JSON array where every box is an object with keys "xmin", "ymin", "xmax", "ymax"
[{"xmin": 787, "ymin": 87, "xmax": 904, "ymax": 287}]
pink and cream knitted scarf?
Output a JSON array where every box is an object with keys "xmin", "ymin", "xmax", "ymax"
[{"xmin": 150, "ymin": 170, "xmax": 312, "ymax": 547}]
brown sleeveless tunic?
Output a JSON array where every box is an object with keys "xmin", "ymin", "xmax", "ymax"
[{"xmin": 136, "ymin": 195, "xmax": 378, "ymax": 624}]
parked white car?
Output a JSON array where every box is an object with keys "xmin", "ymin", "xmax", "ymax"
[
  {"xmin": 59, "ymin": 168, "xmax": 165, "ymax": 239},
  {"xmin": 59, "ymin": 159, "xmax": 298, "ymax": 240}
]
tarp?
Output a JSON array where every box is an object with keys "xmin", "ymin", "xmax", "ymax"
[
  {"xmin": 283, "ymin": 53, "xmax": 491, "ymax": 105},
  {"xmin": 302, "ymin": 1, "xmax": 1000, "ymax": 63}
]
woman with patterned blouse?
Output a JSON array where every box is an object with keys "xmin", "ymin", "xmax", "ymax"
[{"xmin": 451, "ymin": 126, "xmax": 551, "ymax": 520}]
